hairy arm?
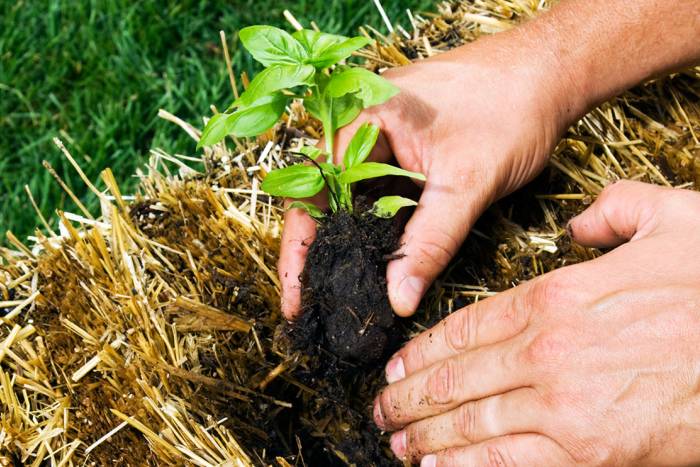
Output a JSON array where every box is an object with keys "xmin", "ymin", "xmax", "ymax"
[{"xmin": 535, "ymin": 0, "xmax": 700, "ymax": 121}]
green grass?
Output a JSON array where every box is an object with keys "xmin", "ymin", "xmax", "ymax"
[{"xmin": 0, "ymin": 0, "xmax": 432, "ymax": 241}]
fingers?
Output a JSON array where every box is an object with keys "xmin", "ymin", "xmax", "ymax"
[
  {"xmin": 278, "ymin": 203, "xmax": 317, "ymax": 320},
  {"xmin": 374, "ymin": 340, "xmax": 526, "ymax": 431},
  {"xmin": 419, "ymin": 434, "xmax": 571, "ymax": 467},
  {"xmin": 389, "ymin": 388, "xmax": 545, "ymax": 462},
  {"xmin": 388, "ymin": 177, "xmax": 492, "ymax": 317},
  {"xmin": 568, "ymin": 180, "xmax": 667, "ymax": 248},
  {"xmin": 385, "ymin": 286, "xmax": 532, "ymax": 383}
]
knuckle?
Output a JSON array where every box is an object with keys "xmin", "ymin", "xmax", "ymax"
[
  {"xmin": 538, "ymin": 389, "xmax": 564, "ymax": 413},
  {"xmin": 483, "ymin": 443, "xmax": 517, "ymax": 467},
  {"xmin": 402, "ymin": 339, "xmax": 428, "ymax": 372},
  {"xmin": 404, "ymin": 425, "xmax": 428, "ymax": 459},
  {"xmin": 520, "ymin": 330, "xmax": 572, "ymax": 369},
  {"xmin": 568, "ymin": 440, "xmax": 617, "ymax": 465},
  {"xmin": 499, "ymin": 294, "xmax": 531, "ymax": 332},
  {"xmin": 538, "ymin": 390, "xmax": 578, "ymax": 424},
  {"xmin": 409, "ymin": 229, "xmax": 461, "ymax": 269},
  {"xmin": 426, "ymin": 359, "xmax": 458, "ymax": 406},
  {"xmin": 454, "ymin": 401, "xmax": 478, "ymax": 442},
  {"xmin": 600, "ymin": 179, "xmax": 635, "ymax": 199},
  {"xmin": 444, "ymin": 306, "xmax": 477, "ymax": 353},
  {"xmin": 379, "ymin": 387, "xmax": 401, "ymax": 426},
  {"xmin": 523, "ymin": 272, "xmax": 577, "ymax": 313}
]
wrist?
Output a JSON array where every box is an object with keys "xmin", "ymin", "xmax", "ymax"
[{"xmin": 504, "ymin": 7, "xmax": 600, "ymax": 132}]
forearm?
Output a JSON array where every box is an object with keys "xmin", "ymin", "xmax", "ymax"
[{"xmin": 530, "ymin": 0, "xmax": 700, "ymax": 123}]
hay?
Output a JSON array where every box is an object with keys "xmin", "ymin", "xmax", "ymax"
[{"xmin": 1, "ymin": 0, "xmax": 698, "ymax": 465}]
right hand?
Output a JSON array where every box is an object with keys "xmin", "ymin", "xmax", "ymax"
[{"xmin": 279, "ymin": 30, "xmax": 580, "ymax": 320}]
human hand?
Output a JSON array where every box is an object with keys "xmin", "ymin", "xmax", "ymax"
[
  {"xmin": 373, "ymin": 180, "xmax": 700, "ymax": 466},
  {"xmin": 279, "ymin": 31, "xmax": 578, "ymax": 319}
]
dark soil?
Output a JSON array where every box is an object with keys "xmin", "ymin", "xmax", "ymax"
[
  {"xmin": 289, "ymin": 206, "xmax": 401, "ymax": 365},
  {"xmin": 281, "ymin": 203, "xmax": 405, "ymax": 465}
]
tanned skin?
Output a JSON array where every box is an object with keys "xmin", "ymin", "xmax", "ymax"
[{"xmin": 280, "ymin": 1, "xmax": 700, "ymax": 464}]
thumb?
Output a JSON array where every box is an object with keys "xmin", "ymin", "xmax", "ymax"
[
  {"xmin": 568, "ymin": 180, "xmax": 666, "ymax": 248},
  {"xmin": 387, "ymin": 177, "xmax": 492, "ymax": 317},
  {"xmin": 279, "ymin": 201, "xmax": 318, "ymax": 320}
]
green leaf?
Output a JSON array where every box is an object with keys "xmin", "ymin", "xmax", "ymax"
[
  {"xmin": 288, "ymin": 201, "xmax": 326, "ymax": 219},
  {"xmin": 292, "ymin": 30, "xmax": 346, "ymax": 58},
  {"xmin": 198, "ymin": 94, "xmax": 288, "ymax": 146},
  {"xmin": 261, "ymin": 164, "xmax": 326, "ymax": 198},
  {"xmin": 239, "ymin": 25, "xmax": 307, "ymax": 66},
  {"xmin": 326, "ymin": 67, "xmax": 400, "ymax": 107},
  {"xmin": 313, "ymin": 37, "xmax": 371, "ymax": 68},
  {"xmin": 332, "ymin": 93, "xmax": 363, "ymax": 130},
  {"xmin": 228, "ymin": 93, "xmax": 289, "ymax": 137},
  {"xmin": 339, "ymin": 162, "xmax": 426, "ymax": 184},
  {"xmin": 307, "ymin": 91, "xmax": 362, "ymax": 130},
  {"xmin": 304, "ymin": 72, "xmax": 365, "ymax": 154},
  {"xmin": 198, "ymin": 112, "xmax": 231, "ymax": 148},
  {"xmin": 297, "ymin": 146, "xmax": 323, "ymax": 160},
  {"xmin": 343, "ymin": 122, "xmax": 380, "ymax": 169},
  {"xmin": 234, "ymin": 64, "xmax": 315, "ymax": 107},
  {"xmin": 293, "ymin": 30, "xmax": 370, "ymax": 68},
  {"xmin": 370, "ymin": 196, "xmax": 418, "ymax": 218}
]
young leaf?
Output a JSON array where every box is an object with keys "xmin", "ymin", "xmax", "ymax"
[
  {"xmin": 288, "ymin": 201, "xmax": 326, "ymax": 219},
  {"xmin": 332, "ymin": 93, "xmax": 364, "ymax": 130},
  {"xmin": 307, "ymin": 90, "xmax": 363, "ymax": 131},
  {"xmin": 338, "ymin": 162, "xmax": 426, "ymax": 184},
  {"xmin": 297, "ymin": 146, "xmax": 323, "ymax": 160},
  {"xmin": 227, "ymin": 93, "xmax": 288, "ymax": 137},
  {"xmin": 239, "ymin": 26, "xmax": 307, "ymax": 66},
  {"xmin": 198, "ymin": 112, "xmax": 231, "ymax": 148},
  {"xmin": 234, "ymin": 64, "xmax": 315, "ymax": 107},
  {"xmin": 261, "ymin": 164, "xmax": 326, "ymax": 198},
  {"xmin": 315, "ymin": 37, "xmax": 371, "ymax": 68},
  {"xmin": 370, "ymin": 196, "xmax": 418, "ymax": 218},
  {"xmin": 292, "ymin": 30, "xmax": 346, "ymax": 59},
  {"xmin": 343, "ymin": 122, "xmax": 380, "ymax": 169},
  {"xmin": 292, "ymin": 31, "xmax": 369, "ymax": 68},
  {"xmin": 326, "ymin": 67, "xmax": 400, "ymax": 107}
]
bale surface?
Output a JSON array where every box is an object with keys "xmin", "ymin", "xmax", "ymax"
[{"xmin": 1, "ymin": 1, "xmax": 699, "ymax": 465}]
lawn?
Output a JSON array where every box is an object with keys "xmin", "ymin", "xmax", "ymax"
[{"xmin": 0, "ymin": 0, "xmax": 432, "ymax": 240}]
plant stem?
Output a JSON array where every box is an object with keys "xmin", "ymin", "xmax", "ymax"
[{"xmin": 323, "ymin": 119, "xmax": 334, "ymax": 159}]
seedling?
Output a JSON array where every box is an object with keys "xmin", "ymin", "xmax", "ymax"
[
  {"xmin": 262, "ymin": 121, "xmax": 424, "ymax": 218},
  {"xmin": 198, "ymin": 25, "xmax": 424, "ymax": 218}
]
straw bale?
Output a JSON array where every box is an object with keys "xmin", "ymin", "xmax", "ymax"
[{"xmin": 0, "ymin": 1, "xmax": 698, "ymax": 465}]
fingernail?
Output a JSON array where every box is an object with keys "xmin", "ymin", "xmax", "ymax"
[
  {"xmin": 394, "ymin": 275, "xmax": 426, "ymax": 315},
  {"xmin": 421, "ymin": 454, "xmax": 437, "ymax": 467},
  {"xmin": 390, "ymin": 431, "xmax": 407, "ymax": 459},
  {"xmin": 373, "ymin": 397, "xmax": 385, "ymax": 429},
  {"xmin": 385, "ymin": 356, "xmax": 406, "ymax": 383}
]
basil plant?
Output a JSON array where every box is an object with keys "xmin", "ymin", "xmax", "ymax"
[{"xmin": 199, "ymin": 25, "xmax": 424, "ymax": 219}]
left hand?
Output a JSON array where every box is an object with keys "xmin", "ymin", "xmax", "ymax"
[{"xmin": 374, "ymin": 180, "xmax": 700, "ymax": 466}]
